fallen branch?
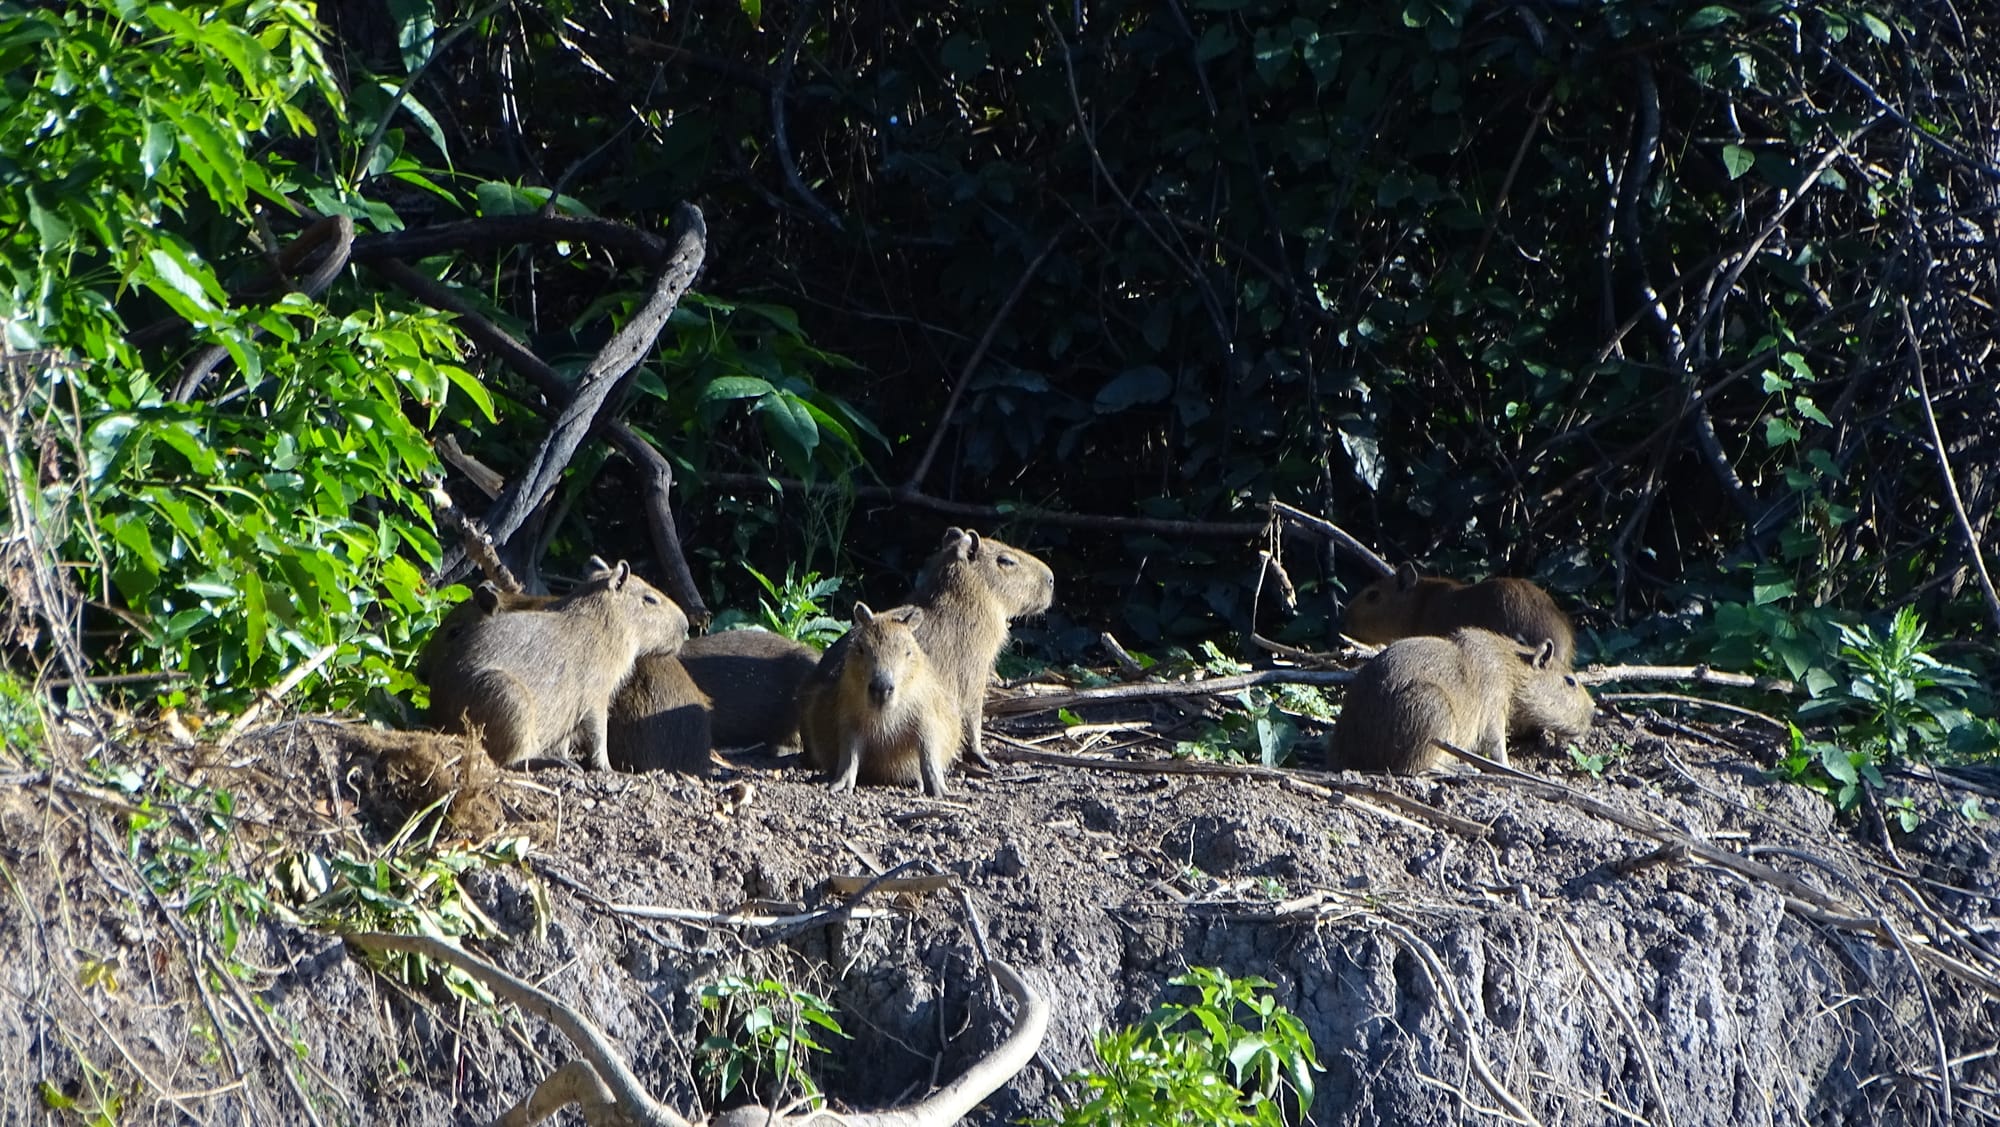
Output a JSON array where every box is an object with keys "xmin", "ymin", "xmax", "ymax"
[
  {"xmin": 987, "ymin": 668, "xmax": 1351, "ymax": 717},
  {"xmin": 343, "ymin": 932, "xmax": 1050, "ymax": 1127},
  {"xmin": 220, "ymin": 642, "xmax": 342, "ymax": 746},
  {"xmin": 1577, "ymin": 663, "xmax": 1798, "ymax": 694}
]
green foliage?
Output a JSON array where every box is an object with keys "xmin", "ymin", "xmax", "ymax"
[
  {"xmin": 0, "ymin": 0, "xmax": 474, "ymax": 710},
  {"xmin": 0, "ymin": 668, "xmax": 45, "ymax": 750},
  {"xmin": 726, "ymin": 563, "xmax": 843, "ymax": 647},
  {"xmin": 1721, "ymin": 604, "xmax": 1992, "ymax": 810},
  {"xmin": 1042, "ymin": 967, "xmax": 1321, "ymax": 1127},
  {"xmin": 281, "ymin": 808, "xmax": 539, "ymax": 1011},
  {"xmin": 1566, "ymin": 743, "xmax": 1619, "ymax": 779},
  {"xmin": 696, "ymin": 975, "xmax": 847, "ymax": 1113},
  {"xmin": 37, "ymin": 1056, "xmax": 128, "ymax": 1126},
  {"xmin": 107, "ymin": 761, "xmax": 274, "ymax": 969},
  {"xmin": 1811, "ymin": 608, "xmax": 1987, "ymax": 761},
  {"xmin": 1169, "ymin": 643, "xmax": 1330, "ymax": 767}
]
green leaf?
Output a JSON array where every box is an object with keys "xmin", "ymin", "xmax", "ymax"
[
  {"xmin": 1685, "ymin": 5, "xmax": 1738, "ymax": 30},
  {"xmin": 1860, "ymin": 12, "xmax": 1892, "ymax": 41},
  {"xmin": 442, "ymin": 365, "xmax": 497, "ymax": 422},
  {"xmin": 1094, "ymin": 366, "xmax": 1173, "ymax": 414},
  {"xmin": 757, "ymin": 391, "xmax": 821, "ymax": 472},
  {"xmin": 143, "ymin": 245, "xmax": 224, "ymax": 323},
  {"xmin": 703, "ymin": 375, "xmax": 776, "ymax": 403},
  {"xmin": 1721, "ymin": 144, "xmax": 1755, "ymax": 180},
  {"xmin": 141, "ymin": 119, "xmax": 176, "ymax": 180}
]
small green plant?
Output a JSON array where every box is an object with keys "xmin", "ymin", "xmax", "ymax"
[
  {"xmin": 696, "ymin": 975, "xmax": 847, "ymax": 1112},
  {"xmin": 1173, "ymin": 694, "xmax": 1302, "ymax": 768},
  {"xmin": 0, "ymin": 669, "xmax": 45, "ymax": 752},
  {"xmin": 109, "ymin": 764, "xmax": 274, "ymax": 971},
  {"xmin": 281, "ymin": 805, "xmax": 538, "ymax": 1009},
  {"xmin": 1883, "ymin": 796, "xmax": 1921, "ymax": 833},
  {"xmin": 1040, "ymin": 967, "xmax": 1322, "ymax": 1127},
  {"xmin": 1774, "ymin": 724, "xmax": 1885, "ymax": 813},
  {"xmin": 740, "ymin": 564, "xmax": 845, "ymax": 647},
  {"xmin": 1567, "ymin": 744, "xmax": 1617, "ymax": 778},
  {"xmin": 37, "ymin": 1055, "xmax": 128, "ymax": 1126},
  {"xmin": 1812, "ymin": 608, "xmax": 1986, "ymax": 762}
]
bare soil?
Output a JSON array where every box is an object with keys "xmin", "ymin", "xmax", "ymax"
[{"xmin": 3, "ymin": 692, "xmax": 1997, "ymax": 1125}]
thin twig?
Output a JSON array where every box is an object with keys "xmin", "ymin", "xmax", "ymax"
[
  {"xmin": 906, "ymin": 223, "xmax": 1073, "ymax": 493},
  {"xmin": 1902, "ymin": 300, "xmax": 2000, "ymax": 633}
]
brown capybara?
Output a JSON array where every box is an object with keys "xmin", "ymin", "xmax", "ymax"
[{"xmin": 1328, "ymin": 627, "xmax": 1594, "ymax": 774}]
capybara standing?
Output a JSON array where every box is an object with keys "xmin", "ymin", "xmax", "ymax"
[
  {"xmin": 677, "ymin": 629, "xmax": 819, "ymax": 753},
  {"xmin": 796, "ymin": 527, "xmax": 1054, "ymax": 775},
  {"xmin": 1328, "ymin": 627, "xmax": 1594, "ymax": 774},
  {"xmin": 427, "ymin": 560, "xmax": 689, "ymax": 770},
  {"xmin": 1342, "ymin": 562, "xmax": 1577, "ymax": 668},
  {"xmin": 800, "ymin": 604, "xmax": 959, "ymax": 795}
]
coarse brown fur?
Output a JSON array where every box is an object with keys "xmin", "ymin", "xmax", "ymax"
[
  {"xmin": 426, "ymin": 560, "xmax": 689, "ymax": 771},
  {"xmin": 677, "ymin": 629, "xmax": 819, "ymax": 752},
  {"xmin": 1342, "ymin": 562, "xmax": 1578, "ymax": 668},
  {"xmin": 814, "ymin": 527, "xmax": 1053, "ymax": 770},
  {"xmin": 799, "ymin": 603, "xmax": 958, "ymax": 795},
  {"xmin": 607, "ymin": 654, "xmax": 713, "ymax": 775},
  {"xmin": 419, "ymin": 579, "xmax": 714, "ymax": 774},
  {"xmin": 1327, "ymin": 627, "xmax": 1595, "ymax": 774}
]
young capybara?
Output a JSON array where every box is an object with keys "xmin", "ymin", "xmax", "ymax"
[
  {"xmin": 426, "ymin": 560, "xmax": 689, "ymax": 771},
  {"xmin": 676, "ymin": 629, "xmax": 819, "ymax": 753},
  {"xmin": 607, "ymin": 654, "xmax": 713, "ymax": 774},
  {"xmin": 1342, "ymin": 562, "xmax": 1577, "ymax": 668},
  {"xmin": 799, "ymin": 603, "xmax": 959, "ymax": 795},
  {"xmin": 1327, "ymin": 627, "xmax": 1594, "ymax": 774}
]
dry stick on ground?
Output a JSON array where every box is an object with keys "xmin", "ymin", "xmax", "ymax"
[
  {"xmin": 219, "ymin": 641, "xmax": 341, "ymax": 747},
  {"xmin": 1375, "ymin": 919, "xmax": 1544, "ymax": 1126},
  {"xmin": 1596, "ymin": 692, "xmax": 1790, "ymax": 730},
  {"xmin": 344, "ymin": 932, "xmax": 1049, "ymax": 1127},
  {"xmin": 1432, "ymin": 739, "xmax": 2000, "ymax": 1000},
  {"xmin": 1902, "ymin": 300, "xmax": 2000, "ymax": 634},
  {"xmin": 1577, "ymin": 664, "xmax": 1799, "ymax": 694},
  {"xmin": 989, "ymin": 739, "xmax": 1492, "ymax": 838},
  {"xmin": 986, "ymin": 668, "xmax": 1352, "ymax": 717}
]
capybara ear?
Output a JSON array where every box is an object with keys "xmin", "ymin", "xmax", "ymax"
[
  {"xmin": 887, "ymin": 605, "xmax": 925, "ymax": 628},
  {"xmin": 1394, "ymin": 561, "xmax": 1419, "ymax": 590},
  {"xmin": 1534, "ymin": 639, "xmax": 1559, "ymax": 669},
  {"xmin": 474, "ymin": 582, "xmax": 504, "ymax": 614},
  {"xmin": 852, "ymin": 601, "xmax": 876, "ymax": 625},
  {"xmin": 940, "ymin": 527, "xmax": 975, "ymax": 560}
]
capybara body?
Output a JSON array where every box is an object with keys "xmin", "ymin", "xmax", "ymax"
[
  {"xmin": 800, "ymin": 604, "xmax": 958, "ymax": 795},
  {"xmin": 798, "ymin": 528, "xmax": 1054, "ymax": 774},
  {"xmin": 425, "ymin": 561, "xmax": 690, "ymax": 771},
  {"xmin": 607, "ymin": 654, "xmax": 713, "ymax": 774},
  {"xmin": 677, "ymin": 629, "xmax": 819, "ymax": 752},
  {"xmin": 1342, "ymin": 562, "xmax": 1577, "ymax": 668},
  {"xmin": 420, "ymin": 577, "xmax": 715, "ymax": 773},
  {"xmin": 1328, "ymin": 627, "xmax": 1594, "ymax": 774}
]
